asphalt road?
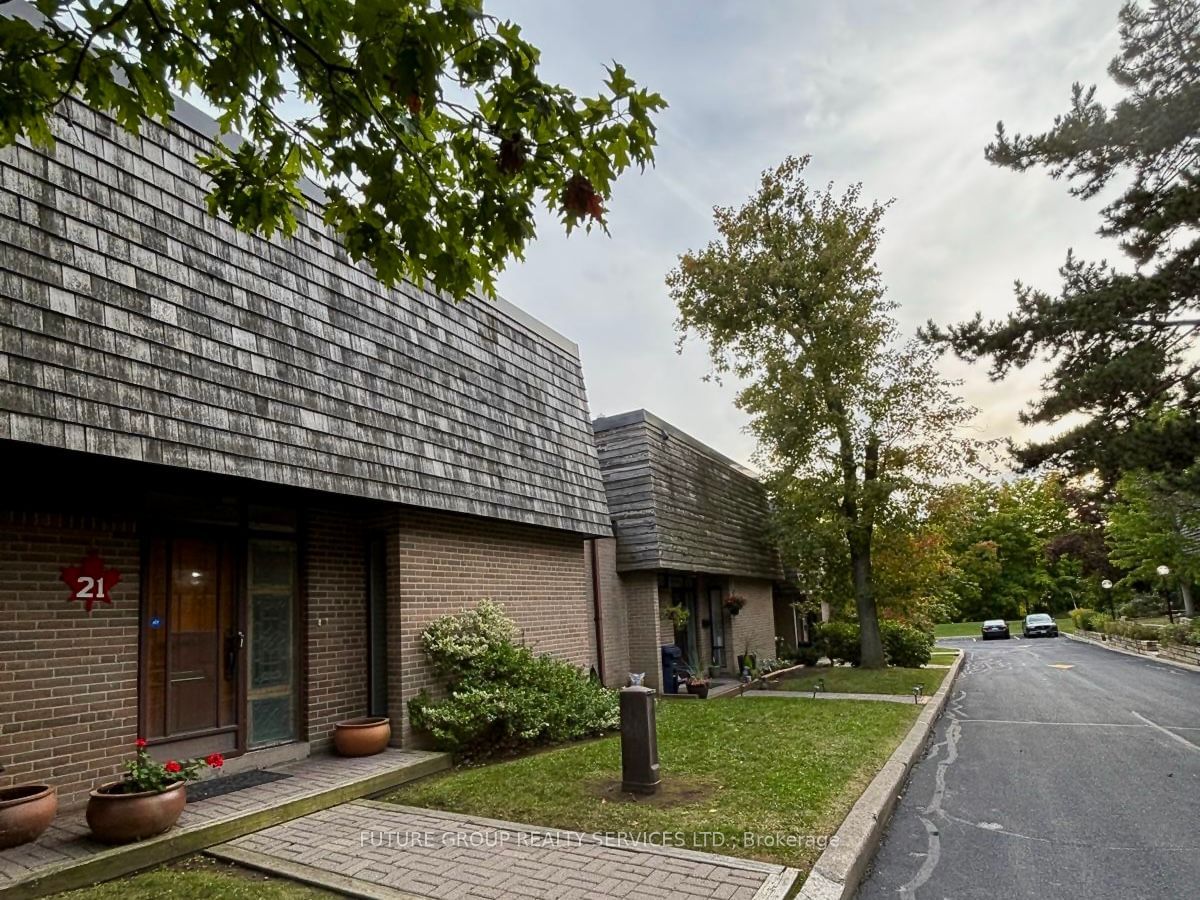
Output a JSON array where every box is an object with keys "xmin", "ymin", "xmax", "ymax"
[{"xmin": 856, "ymin": 635, "xmax": 1200, "ymax": 900}]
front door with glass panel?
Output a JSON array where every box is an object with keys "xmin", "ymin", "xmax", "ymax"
[
  {"xmin": 246, "ymin": 539, "xmax": 298, "ymax": 748},
  {"xmin": 142, "ymin": 534, "xmax": 240, "ymax": 754},
  {"xmin": 143, "ymin": 532, "xmax": 299, "ymax": 755}
]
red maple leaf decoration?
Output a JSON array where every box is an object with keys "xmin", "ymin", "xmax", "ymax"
[{"xmin": 61, "ymin": 553, "xmax": 122, "ymax": 613}]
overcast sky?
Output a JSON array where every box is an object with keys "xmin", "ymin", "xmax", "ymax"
[{"xmin": 487, "ymin": 0, "xmax": 1128, "ymax": 468}]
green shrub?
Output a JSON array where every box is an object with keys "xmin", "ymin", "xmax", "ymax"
[
  {"xmin": 1117, "ymin": 594, "xmax": 1165, "ymax": 619},
  {"xmin": 814, "ymin": 621, "xmax": 861, "ymax": 666},
  {"xmin": 418, "ymin": 599, "xmax": 517, "ymax": 681},
  {"xmin": 1075, "ymin": 609, "xmax": 1110, "ymax": 632},
  {"xmin": 1070, "ymin": 608, "xmax": 1097, "ymax": 631},
  {"xmin": 1102, "ymin": 619, "xmax": 1162, "ymax": 641},
  {"xmin": 409, "ymin": 601, "xmax": 619, "ymax": 755},
  {"xmin": 1160, "ymin": 620, "xmax": 1200, "ymax": 646},
  {"xmin": 789, "ymin": 644, "xmax": 821, "ymax": 666},
  {"xmin": 879, "ymin": 620, "xmax": 934, "ymax": 668}
]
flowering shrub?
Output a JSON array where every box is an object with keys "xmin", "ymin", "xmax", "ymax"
[
  {"xmin": 117, "ymin": 738, "xmax": 224, "ymax": 793},
  {"xmin": 409, "ymin": 601, "xmax": 619, "ymax": 756},
  {"xmin": 419, "ymin": 599, "xmax": 517, "ymax": 680}
]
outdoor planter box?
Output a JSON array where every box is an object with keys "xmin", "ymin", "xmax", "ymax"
[{"xmin": 1159, "ymin": 643, "xmax": 1200, "ymax": 666}]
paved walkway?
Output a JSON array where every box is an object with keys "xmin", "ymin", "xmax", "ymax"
[
  {"xmin": 0, "ymin": 749, "xmax": 447, "ymax": 899},
  {"xmin": 211, "ymin": 800, "xmax": 799, "ymax": 900}
]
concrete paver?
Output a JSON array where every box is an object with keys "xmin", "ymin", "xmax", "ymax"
[{"xmin": 211, "ymin": 799, "xmax": 799, "ymax": 900}]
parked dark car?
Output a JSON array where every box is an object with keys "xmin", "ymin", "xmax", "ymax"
[
  {"xmin": 981, "ymin": 619, "xmax": 1010, "ymax": 640},
  {"xmin": 1023, "ymin": 613, "xmax": 1059, "ymax": 638}
]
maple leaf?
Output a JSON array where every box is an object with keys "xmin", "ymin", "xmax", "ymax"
[{"xmin": 61, "ymin": 553, "xmax": 122, "ymax": 613}]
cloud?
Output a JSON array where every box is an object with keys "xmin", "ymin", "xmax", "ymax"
[{"xmin": 489, "ymin": 0, "xmax": 1127, "ymax": 468}]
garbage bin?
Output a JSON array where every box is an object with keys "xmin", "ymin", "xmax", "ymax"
[{"xmin": 660, "ymin": 645, "xmax": 682, "ymax": 694}]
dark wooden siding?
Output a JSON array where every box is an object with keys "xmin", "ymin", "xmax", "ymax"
[
  {"xmin": 593, "ymin": 410, "xmax": 778, "ymax": 578},
  {"xmin": 0, "ymin": 98, "xmax": 611, "ymax": 536}
]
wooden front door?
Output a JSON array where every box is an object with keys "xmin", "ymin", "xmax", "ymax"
[{"xmin": 141, "ymin": 534, "xmax": 240, "ymax": 753}]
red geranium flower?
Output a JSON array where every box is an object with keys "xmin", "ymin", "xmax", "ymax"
[
  {"xmin": 164, "ymin": 760, "xmax": 182, "ymax": 774},
  {"xmin": 135, "ymin": 738, "xmax": 147, "ymax": 749},
  {"xmin": 205, "ymin": 753, "xmax": 224, "ymax": 769}
]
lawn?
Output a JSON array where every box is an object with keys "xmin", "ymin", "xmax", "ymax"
[
  {"xmin": 774, "ymin": 666, "xmax": 947, "ymax": 696},
  {"xmin": 55, "ymin": 856, "xmax": 335, "ymax": 899},
  {"xmin": 934, "ymin": 617, "xmax": 1076, "ymax": 638},
  {"xmin": 385, "ymin": 697, "xmax": 919, "ymax": 872}
]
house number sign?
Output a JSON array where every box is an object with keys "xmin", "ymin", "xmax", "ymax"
[{"xmin": 61, "ymin": 553, "xmax": 121, "ymax": 613}]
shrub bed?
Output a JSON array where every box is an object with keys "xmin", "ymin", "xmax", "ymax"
[
  {"xmin": 813, "ymin": 620, "xmax": 934, "ymax": 668},
  {"xmin": 408, "ymin": 600, "xmax": 619, "ymax": 756},
  {"xmin": 1070, "ymin": 608, "xmax": 1112, "ymax": 632},
  {"xmin": 1102, "ymin": 619, "xmax": 1162, "ymax": 641},
  {"xmin": 1159, "ymin": 619, "xmax": 1200, "ymax": 646}
]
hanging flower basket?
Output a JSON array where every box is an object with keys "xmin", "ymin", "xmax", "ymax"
[
  {"xmin": 662, "ymin": 603, "xmax": 690, "ymax": 629},
  {"xmin": 723, "ymin": 594, "xmax": 747, "ymax": 616}
]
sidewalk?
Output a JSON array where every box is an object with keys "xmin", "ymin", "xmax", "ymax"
[
  {"xmin": 0, "ymin": 749, "xmax": 448, "ymax": 900},
  {"xmin": 210, "ymin": 800, "xmax": 800, "ymax": 900}
]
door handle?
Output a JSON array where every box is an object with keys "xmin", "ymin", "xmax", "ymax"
[{"xmin": 224, "ymin": 631, "xmax": 244, "ymax": 680}]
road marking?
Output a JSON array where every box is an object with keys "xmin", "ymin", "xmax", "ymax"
[
  {"xmin": 1048, "ymin": 664, "xmax": 1074, "ymax": 669},
  {"xmin": 958, "ymin": 718, "xmax": 1200, "ymax": 731},
  {"xmin": 1131, "ymin": 711, "xmax": 1200, "ymax": 753}
]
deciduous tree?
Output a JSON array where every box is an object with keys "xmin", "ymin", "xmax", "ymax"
[
  {"xmin": 0, "ymin": 0, "xmax": 664, "ymax": 299},
  {"xmin": 670, "ymin": 156, "xmax": 981, "ymax": 667},
  {"xmin": 1106, "ymin": 471, "xmax": 1199, "ymax": 615}
]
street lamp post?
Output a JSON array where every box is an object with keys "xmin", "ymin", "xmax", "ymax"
[
  {"xmin": 1101, "ymin": 579, "xmax": 1115, "ymax": 619},
  {"xmin": 1156, "ymin": 564, "xmax": 1175, "ymax": 625}
]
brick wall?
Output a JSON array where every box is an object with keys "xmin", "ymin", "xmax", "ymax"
[
  {"xmin": 587, "ymin": 537, "xmax": 629, "ymax": 688},
  {"xmin": 0, "ymin": 510, "xmax": 140, "ymax": 808},
  {"xmin": 394, "ymin": 510, "xmax": 594, "ymax": 745},
  {"xmin": 729, "ymin": 577, "xmax": 776, "ymax": 664},
  {"xmin": 621, "ymin": 572, "xmax": 663, "ymax": 691},
  {"xmin": 303, "ymin": 508, "xmax": 369, "ymax": 750}
]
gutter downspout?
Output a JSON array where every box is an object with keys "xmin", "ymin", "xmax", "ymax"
[{"xmin": 590, "ymin": 538, "xmax": 607, "ymax": 685}]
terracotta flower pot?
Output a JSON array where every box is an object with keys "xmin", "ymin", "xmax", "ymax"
[
  {"xmin": 333, "ymin": 716, "xmax": 392, "ymax": 757},
  {"xmin": 86, "ymin": 781, "xmax": 186, "ymax": 844},
  {"xmin": 686, "ymin": 682, "xmax": 710, "ymax": 700},
  {"xmin": 0, "ymin": 785, "xmax": 57, "ymax": 850}
]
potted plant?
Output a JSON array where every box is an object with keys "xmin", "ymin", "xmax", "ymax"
[
  {"xmin": 333, "ymin": 716, "xmax": 392, "ymax": 756},
  {"xmin": 86, "ymin": 739, "xmax": 223, "ymax": 844},
  {"xmin": 0, "ymin": 765, "xmax": 57, "ymax": 850},
  {"xmin": 685, "ymin": 672, "xmax": 710, "ymax": 699},
  {"xmin": 723, "ymin": 594, "xmax": 747, "ymax": 617}
]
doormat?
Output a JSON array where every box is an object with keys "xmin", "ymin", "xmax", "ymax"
[{"xmin": 187, "ymin": 769, "xmax": 293, "ymax": 802}]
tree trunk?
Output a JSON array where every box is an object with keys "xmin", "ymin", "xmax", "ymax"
[
  {"xmin": 1180, "ymin": 579, "xmax": 1195, "ymax": 618},
  {"xmin": 851, "ymin": 533, "xmax": 886, "ymax": 668}
]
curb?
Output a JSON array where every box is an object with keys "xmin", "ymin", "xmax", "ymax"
[
  {"xmin": 794, "ymin": 651, "xmax": 965, "ymax": 900},
  {"xmin": 1064, "ymin": 632, "xmax": 1200, "ymax": 673}
]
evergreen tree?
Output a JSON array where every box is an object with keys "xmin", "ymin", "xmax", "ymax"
[{"xmin": 926, "ymin": 0, "xmax": 1200, "ymax": 487}]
